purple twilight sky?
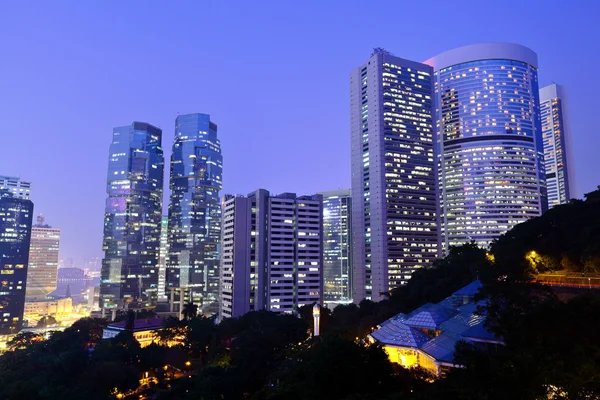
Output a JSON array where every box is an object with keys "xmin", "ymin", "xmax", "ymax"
[{"xmin": 1, "ymin": 1, "xmax": 599, "ymax": 266}]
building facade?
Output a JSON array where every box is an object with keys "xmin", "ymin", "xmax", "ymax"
[
  {"xmin": 167, "ymin": 113, "xmax": 223, "ymax": 315},
  {"xmin": 425, "ymin": 43, "xmax": 547, "ymax": 252},
  {"xmin": 539, "ymin": 83, "xmax": 574, "ymax": 207},
  {"xmin": 320, "ymin": 189, "xmax": 352, "ymax": 305},
  {"xmin": 0, "ymin": 176, "xmax": 31, "ymax": 200},
  {"xmin": 25, "ymin": 215, "xmax": 60, "ymax": 300},
  {"xmin": 100, "ymin": 122, "xmax": 164, "ymax": 309},
  {"xmin": 0, "ymin": 190, "xmax": 34, "ymax": 333},
  {"xmin": 157, "ymin": 216, "xmax": 168, "ymax": 301},
  {"xmin": 350, "ymin": 49, "xmax": 439, "ymax": 302},
  {"xmin": 219, "ymin": 190, "xmax": 323, "ymax": 320}
]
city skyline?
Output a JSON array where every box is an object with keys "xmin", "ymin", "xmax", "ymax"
[{"xmin": 1, "ymin": 2, "xmax": 599, "ymax": 265}]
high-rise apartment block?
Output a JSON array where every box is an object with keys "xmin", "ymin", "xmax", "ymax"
[
  {"xmin": 320, "ymin": 189, "xmax": 352, "ymax": 305},
  {"xmin": 425, "ymin": 43, "xmax": 547, "ymax": 252},
  {"xmin": 0, "ymin": 190, "xmax": 33, "ymax": 333},
  {"xmin": 350, "ymin": 49, "xmax": 439, "ymax": 302},
  {"xmin": 25, "ymin": 215, "xmax": 60, "ymax": 300},
  {"xmin": 0, "ymin": 176, "xmax": 31, "ymax": 200},
  {"xmin": 157, "ymin": 216, "xmax": 168, "ymax": 301},
  {"xmin": 100, "ymin": 122, "xmax": 164, "ymax": 309},
  {"xmin": 539, "ymin": 83, "xmax": 574, "ymax": 207},
  {"xmin": 219, "ymin": 190, "xmax": 323, "ymax": 320},
  {"xmin": 167, "ymin": 113, "xmax": 223, "ymax": 315}
]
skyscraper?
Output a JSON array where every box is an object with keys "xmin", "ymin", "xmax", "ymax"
[
  {"xmin": 540, "ymin": 83, "xmax": 574, "ymax": 207},
  {"xmin": 0, "ymin": 190, "xmax": 33, "ymax": 333},
  {"xmin": 100, "ymin": 122, "xmax": 164, "ymax": 309},
  {"xmin": 0, "ymin": 176, "xmax": 31, "ymax": 200},
  {"xmin": 219, "ymin": 190, "xmax": 323, "ymax": 320},
  {"xmin": 350, "ymin": 49, "xmax": 438, "ymax": 302},
  {"xmin": 425, "ymin": 43, "xmax": 547, "ymax": 252},
  {"xmin": 25, "ymin": 214, "xmax": 60, "ymax": 300},
  {"xmin": 157, "ymin": 216, "xmax": 168, "ymax": 301},
  {"xmin": 167, "ymin": 113, "xmax": 223, "ymax": 315},
  {"xmin": 320, "ymin": 189, "xmax": 352, "ymax": 305}
]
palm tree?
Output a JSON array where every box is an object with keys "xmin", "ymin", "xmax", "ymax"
[{"xmin": 182, "ymin": 302, "xmax": 198, "ymax": 320}]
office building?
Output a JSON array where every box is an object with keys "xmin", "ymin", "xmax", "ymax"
[
  {"xmin": 350, "ymin": 49, "xmax": 438, "ymax": 302},
  {"xmin": 0, "ymin": 176, "xmax": 31, "ymax": 200},
  {"xmin": 320, "ymin": 189, "xmax": 352, "ymax": 305},
  {"xmin": 219, "ymin": 190, "xmax": 323, "ymax": 320},
  {"xmin": 157, "ymin": 216, "xmax": 168, "ymax": 301},
  {"xmin": 167, "ymin": 113, "xmax": 223, "ymax": 315},
  {"xmin": 100, "ymin": 122, "xmax": 164, "ymax": 309},
  {"xmin": 540, "ymin": 83, "xmax": 574, "ymax": 207},
  {"xmin": 25, "ymin": 214, "xmax": 60, "ymax": 300},
  {"xmin": 0, "ymin": 190, "xmax": 34, "ymax": 333},
  {"xmin": 425, "ymin": 43, "xmax": 547, "ymax": 252}
]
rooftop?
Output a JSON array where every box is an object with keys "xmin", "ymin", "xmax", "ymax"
[{"xmin": 107, "ymin": 317, "xmax": 165, "ymax": 331}]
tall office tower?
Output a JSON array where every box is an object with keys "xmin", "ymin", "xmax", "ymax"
[
  {"xmin": 350, "ymin": 49, "xmax": 438, "ymax": 302},
  {"xmin": 0, "ymin": 176, "xmax": 31, "ymax": 200},
  {"xmin": 0, "ymin": 190, "xmax": 33, "ymax": 333},
  {"xmin": 540, "ymin": 84, "xmax": 574, "ymax": 207},
  {"xmin": 25, "ymin": 214, "xmax": 60, "ymax": 300},
  {"xmin": 167, "ymin": 113, "xmax": 223, "ymax": 315},
  {"xmin": 157, "ymin": 216, "xmax": 168, "ymax": 301},
  {"xmin": 320, "ymin": 189, "xmax": 352, "ymax": 305},
  {"xmin": 219, "ymin": 190, "xmax": 322, "ymax": 320},
  {"xmin": 425, "ymin": 43, "xmax": 547, "ymax": 252},
  {"xmin": 100, "ymin": 122, "xmax": 164, "ymax": 309}
]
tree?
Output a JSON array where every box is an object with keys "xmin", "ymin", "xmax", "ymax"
[
  {"xmin": 182, "ymin": 302, "xmax": 198, "ymax": 320},
  {"xmin": 36, "ymin": 315, "xmax": 58, "ymax": 328},
  {"xmin": 6, "ymin": 331, "xmax": 43, "ymax": 351}
]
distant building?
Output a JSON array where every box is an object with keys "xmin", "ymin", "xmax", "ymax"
[
  {"xmin": 219, "ymin": 190, "xmax": 323, "ymax": 320},
  {"xmin": 25, "ymin": 215, "xmax": 60, "ymax": 300},
  {"xmin": 319, "ymin": 189, "xmax": 352, "ymax": 305},
  {"xmin": 23, "ymin": 297, "xmax": 73, "ymax": 319},
  {"xmin": 167, "ymin": 113, "xmax": 223, "ymax": 315},
  {"xmin": 100, "ymin": 122, "xmax": 164, "ymax": 309},
  {"xmin": 0, "ymin": 176, "xmax": 31, "ymax": 200},
  {"xmin": 369, "ymin": 281, "xmax": 501, "ymax": 376},
  {"xmin": 539, "ymin": 84, "xmax": 574, "ymax": 207},
  {"xmin": 350, "ymin": 50, "xmax": 439, "ymax": 302},
  {"xmin": 425, "ymin": 43, "xmax": 547, "ymax": 252},
  {"xmin": 0, "ymin": 190, "xmax": 34, "ymax": 333},
  {"xmin": 157, "ymin": 216, "xmax": 168, "ymax": 301}
]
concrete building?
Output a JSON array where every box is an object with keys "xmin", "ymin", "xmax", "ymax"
[
  {"xmin": 0, "ymin": 176, "xmax": 31, "ymax": 200},
  {"xmin": 539, "ymin": 83, "xmax": 574, "ymax": 207},
  {"xmin": 350, "ymin": 49, "xmax": 439, "ymax": 302},
  {"xmin": 320, "ymin": 189, "xmax": 352, "ymax": 306},
  {"xmin": 25, "ymin": 215, "xmax": 60, "ymax": 300},
  {"xmin": 425, "ymin": 43, "xmax": 547, "ymax": 252},
  {"xmin": 23, "ymin": 297, "xmax": 73, "ymax": 319},
  {"xmin": 157, "ymin": 216, "xmax": 168, "ymax": 301},
  {"xmin": 219, "ymin": 190, "xmax": 323, "ymax": 320}
]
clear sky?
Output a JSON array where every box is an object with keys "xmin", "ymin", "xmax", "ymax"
[{"xmin": 1, "ymin": 1, "xmax": 598, "ymax": 266}]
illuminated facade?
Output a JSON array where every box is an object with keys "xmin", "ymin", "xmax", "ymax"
[
  {"xmin": 219, "ymin": 190, "xmax": 323, "ymax": 320},
  {"xmin": 157, "ymin": 216, "xmax": 168, "ymax": 301},
  {"xmin": 0, "ymin": 176, "xmax": 31, "ymax": 200},
  {"xmin": 320, "ymin": 189, "xmax": 352, "ymax": 305},
  {"xmin": 350, "ymin": 50, "xmax": 438, "ymax": 302},
  {"xmin": 100, "ymin": 122, "xmax": 164, "ymax": 309},
  {"xmin": 425, "ymin": 43, "xmax": 547, "ymax": 252},
  {"xmin": 25, "ymin": 215, "xmax": 60, "ymax": 300},
  {"xmin": 540, "ymin": 84, "xmax": 574, "ymax": 207},
  {"xmin": 0, "ymin": 190, "xmax": 34, "ymax": 334},
  {"xmin": 167, "ymin": 113, "xmax": 223, "ymax": 315}
]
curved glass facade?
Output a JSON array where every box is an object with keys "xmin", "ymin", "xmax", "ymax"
[
  {"xmin": 167, "ymin": 113, "xmax": 222, "ymax": 315},
  {"xmin": 429, "ymin": 47, "xmax": 547, "ymax": 251},
  {"xmin": 100, "ymin": 122, "xmax": 164, "ymax": 308}
]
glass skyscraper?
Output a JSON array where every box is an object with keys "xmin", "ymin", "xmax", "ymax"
[
  {"xmin": 167, "ymin": 113, "xmax": 223, "ymax": 315},
  {"xmin": 0, "ymin": 190, "xmax": 33, "ymax": 333},
  {"xmin": 0, "ymin": 176, "xmax": 31, "ymax": 200},
  {"xmin": 540, "ymin": 83, "xmax": 574, "ymax": 207},
  {"xmin": 25, "ymin": 215, "xmax": 60, "ymax": 300},
  {"xmin": 157, "ymin": 216, "xmax": 168, "ymax": 301},
  {"xmin": 320, "ymin": 189, "xmax": 352, "ymax": 305},
  {"xmin": 350, "ymin": 50, "xmax": 439, "ymax": 302},
  {"xmin": 425, "ymin": 43, "xmax": 547, "ymax": 252},
  {"xmin": 100, "ymin": 122, "xmax": 164, "ymax": 309}
]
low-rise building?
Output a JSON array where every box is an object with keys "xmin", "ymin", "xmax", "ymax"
[
  {"xmin": 369, "ymin": 281, "xmax": 501, "ymax": 376},
  {"xmin": 102, "ymin": 317, "xmax": 173, "ymax": 347}
]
